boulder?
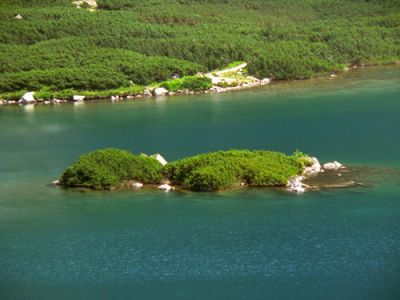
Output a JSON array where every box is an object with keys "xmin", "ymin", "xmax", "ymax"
[
  {"xmin": 304, "ymin": 157, "xmax": 321, "ymax": 175},
  {"xmin": 73, "ymin": 95, "xmax": 85, "ymax": 102},
  {"xmin": 323, "ymin": 161, "xmax": 343, "ymax": 170},
  {"xmin": 52, "ymin": 180, "xmax": 60, "ymax": 185},
  {"xmin": 111, "ymin": 96, "xmax": 119, "ymax": 101},
  {"xmin": 153, "ymin": 87, "xmax": 168, "ymax": 96},
  {"xmin": 51, "ymin": 99, "xmax": 62, "ymax": 104},
  {"xmin": 131, "ymin": 182, "xmax": 144, "ymax": 188},
  {"xmin": 158, "ymin": 184, "xmax": 174, "ymax": 192},
  {"xmin": 286, "ymin": 176, "xmax": 306, "ymax": 193},
  {"xmin": 260, "ymin": 78, "xmax": 271, "ymax": 85},
  {"xmin": 151, "ymin": 154, "xmax": 168, "ymax": 166},
  {"xmin": 288, "ymin": 184, "xmax": 305, "ymax": 193},
  {"xmin": 19, "ymin": 92, "xmax": 36, "ymax": 104},
  {"xmin": 7, "ymin": 100, "xmax": 17, "ymax": 104},
  {"xmin": 14, "ymin": 14, "xmax": 23, "ymax": 20},
  {"xmin": 144, "ymin": 89, "xmax": 153, "ymax": 97}
]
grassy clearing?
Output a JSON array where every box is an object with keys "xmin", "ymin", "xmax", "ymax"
[{"xmin": 159, "ymin": 76, "xmax": 212, "ymax": 92}]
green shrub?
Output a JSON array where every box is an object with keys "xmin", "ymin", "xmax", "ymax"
[
  {"xmin": 165, "ymin": 150, "xmax": 304, "ymax": 191},
  {"xmin": 1, "ymin": 0, "xmax": 398, "ymax": 93},
  {"xmin": 61, "ymin": 148, "xmax": 163, "ymax": 189},
  {"xmin": 217, "ymin": 81, "xmax": 239, "ymax": 88}
]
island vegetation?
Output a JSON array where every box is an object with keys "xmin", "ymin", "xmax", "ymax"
[
  {"xmin": 60, "ymin": 148, "xmax": 311, "ymax": 191},
  {"xmin": 1, "ymin": 0, "xmax": 399, "ymax": 100}
]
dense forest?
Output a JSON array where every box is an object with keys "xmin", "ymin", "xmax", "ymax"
[{"xmin": 0, "ymin": 0, "xmax": 399, "ymax": 97}]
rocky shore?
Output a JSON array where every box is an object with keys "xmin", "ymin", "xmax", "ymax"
[
  {"xmin": 286, "ymin": 157, "xmax": 363, "ymax": 193},
  {"xmin": 0, "ymin": 63, "xmax": 272, "ymax": 107}
]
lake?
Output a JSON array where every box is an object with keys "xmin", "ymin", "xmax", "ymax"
[{"xmin": 0, "ymin": 66, "xmax": 399, "ymax": 299}]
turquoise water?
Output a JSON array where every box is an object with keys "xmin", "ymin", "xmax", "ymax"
[{"xmin": 1, "ymin": 66, "xmax": 399, "ymax": 299}]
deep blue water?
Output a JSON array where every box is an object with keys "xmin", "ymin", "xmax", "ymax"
[{"xmin": 0, "ymin": 66, "xmax": 399, "ymax": 299}]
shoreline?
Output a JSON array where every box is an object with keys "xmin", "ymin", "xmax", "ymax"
[{"xmin": 1, "ymin": 63, "xmax": 397, "ymax": 107}]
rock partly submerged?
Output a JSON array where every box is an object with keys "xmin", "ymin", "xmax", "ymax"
[
  {"xmin": 304, "ymin": 157, "xmax": 322, "ymax": 175},
  {"xmin": 19, "ymin": 92, "xmax": 36, "ymax": 104},
  {"xmin": 323, "ymin": 161, "xmax": 343, "ymax": 170},
  {"xmin": 131, "ymin": 182, "xmax": 144, "ymax": 188},
  {"xmin": 286, "ymin": 176, "xmax": 306, "ymax": 193},
  {"xmin": 73, "ymin": 95, "xmax": 85, "ymax": 102},
  {"xmin": 286, "ymin": 157, "xmax": 349, "ymax": 193},
  {"xmin": 158, "ymin": 184, "xmax": 174, "ymax": 191},
  {"xmin": 153, "ymin": 87, "xmax": 169, "ymax": 96}
]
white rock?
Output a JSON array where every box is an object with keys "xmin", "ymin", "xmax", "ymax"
[
  {"xmin": 44, "ymin": 100, "xmax": 51, "ymax": 105},
  {"xmin": 286, "ymin": 176, "xmax": 306, "ymax": 193},
  {"xmin": 323, "ymin": 161, "xmax": 343, "ymax": 170},
  {"xmin": 288, "ymin": 185, "xmax": 305, "ymax": 193},
  {"xmin": 111, "ymin": 96, "xmax": 119, "ymax": 101},
  {"xmin": 152, "ymin": 154, "xmax": 168, "ymax": 166},
  {"xmin": 7, "ymin": 100, "xmax": 16, "ymax": 104},
  {"xmin": 73, "ymin": 95, "xmax": 85, "ymax": 102},
  {"xmin": 144, "ymin": 89, "xmax": 153, "ymax": 97},
  {"xmin": 51, "ymin": 99, "xmax": 62, "ymax": 104},
  {"xmin": 14, "ymin": 14, "xmax": 23, "ymax": 20},
  {"xmin": 260, "ymin": 78, "xmax": 271, "ymax": 85},
  {"xmin": 153, "ymin": 87, "xmax": 168, "ymax": 96},
  {"xmin": 131, "ymin": 182, "xmax": 144, "ymax": 188},
  {"xmin": 304, "ymin": 157, "xmax": 321, "ymax": 175},
  {"xmin": 52, "ymin": 180, "xmax": 60, "ymax": 185},
  {"xmin": 158, "ymin": 184, "xmax": 174, "ymax": 192},
  {"xmin": 19, "ymin": 92, "xmax": 36, "ymax": 104}
]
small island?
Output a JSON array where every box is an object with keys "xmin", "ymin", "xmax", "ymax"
[{"xmin": 58, "ymin": 148, "xmax": 349, "ymax": 193}]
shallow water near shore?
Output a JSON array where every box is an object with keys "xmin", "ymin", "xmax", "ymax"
[{"xmin": 1, "ymin": 66, "xmax": 400, "ymax": 299}]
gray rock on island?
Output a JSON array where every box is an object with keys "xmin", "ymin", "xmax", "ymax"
[
  {"xmin": 323, "ymin": 161, "xmax": 343, "ymax": 170},
  {"xmin": 304, "ymin": 157, "xmax": 322, "ymax": 175},
  {"xmin": 286, "ymin": 156, "xmax": 321, "ymax": 193},
  {"xmin": 151, "ymin": 154, "xmax": 168, "ymax": 166},
  {"xmin": 286, "ymin": 176, "xmax": 306, "ymax": 193}
]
